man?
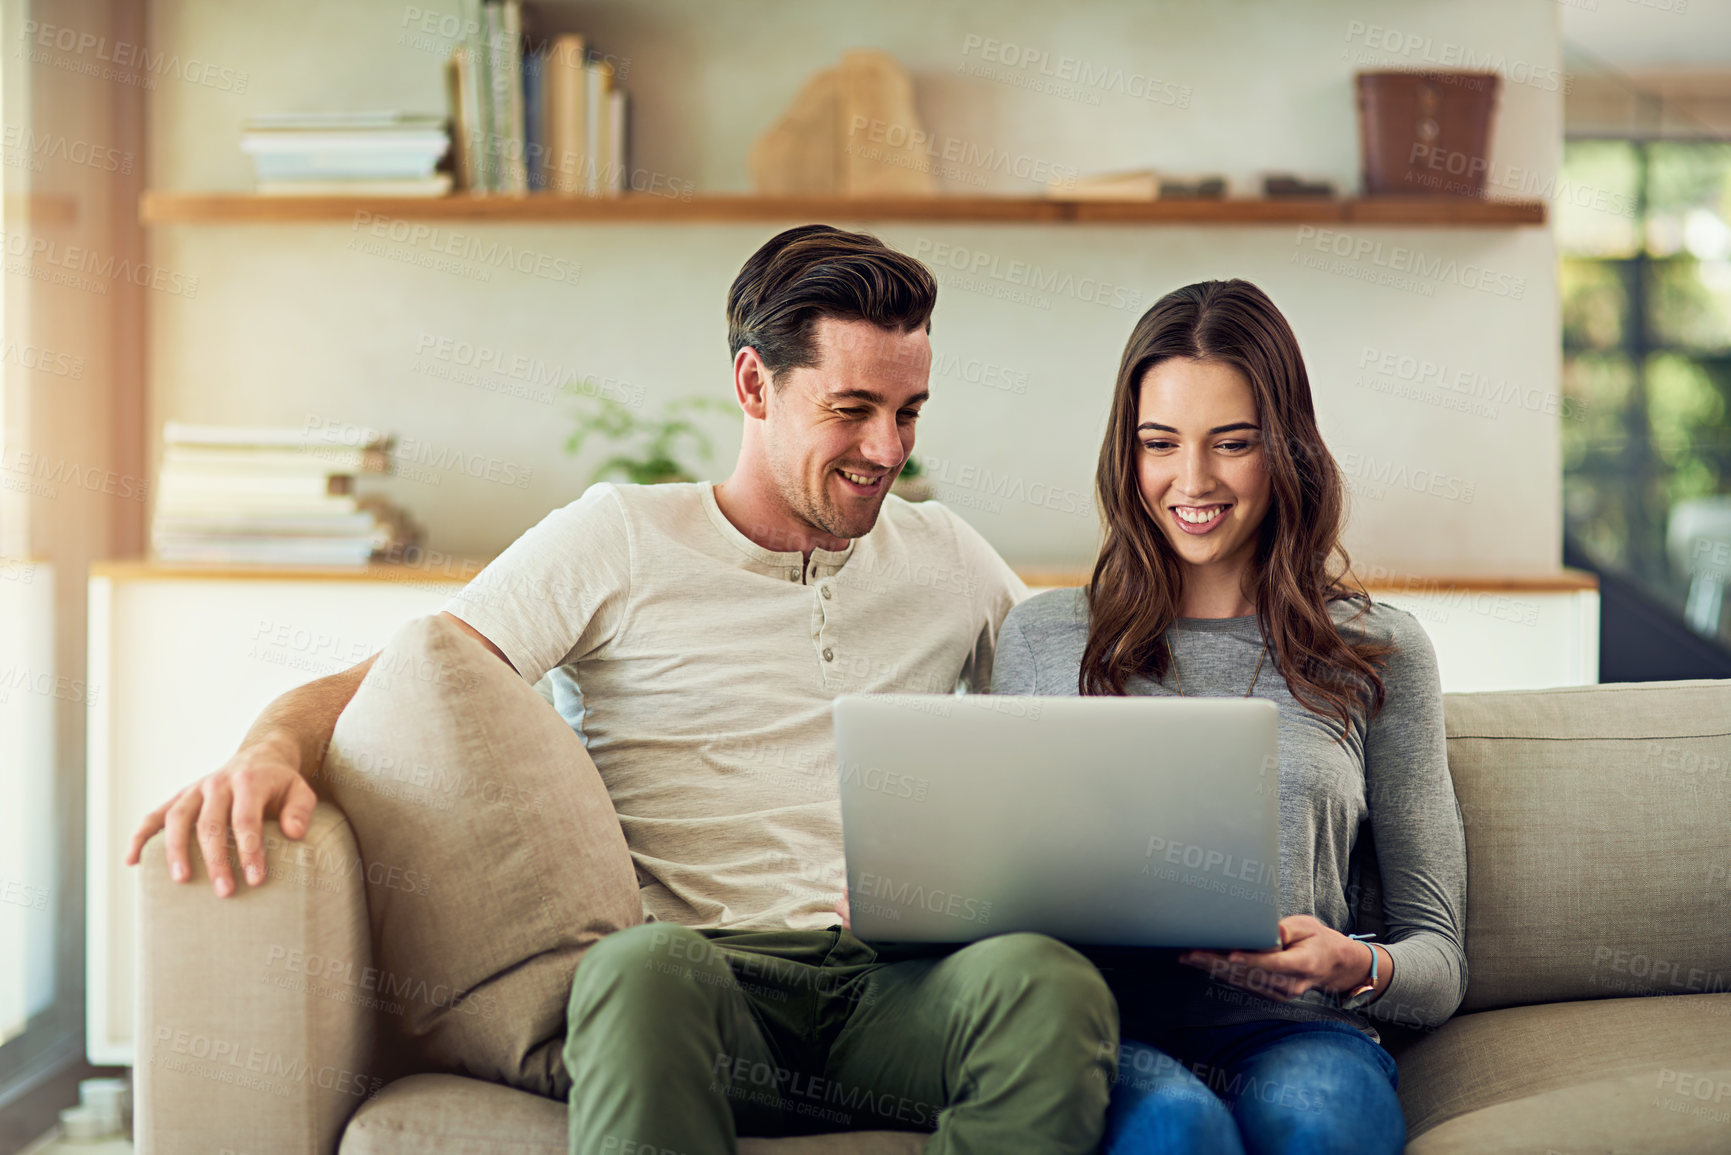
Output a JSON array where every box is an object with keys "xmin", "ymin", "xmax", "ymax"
[{"xmin": 128, "ymin": 224, "xmax": 1117, "ymax": 1153}]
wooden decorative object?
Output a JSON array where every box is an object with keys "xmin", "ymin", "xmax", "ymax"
[{"xmin": 750, "ymin": 50, "xmax": 935, "ymax": 196}]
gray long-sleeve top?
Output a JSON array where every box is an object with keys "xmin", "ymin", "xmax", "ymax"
[{"xmin": 991, "ymin": 588, "xmax": 1468, "ymax": 1043}]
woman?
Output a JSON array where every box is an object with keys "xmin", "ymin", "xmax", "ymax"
[{"xmin": 992, "ymin": 279, "xmax": 1466, "ymax": 1155}]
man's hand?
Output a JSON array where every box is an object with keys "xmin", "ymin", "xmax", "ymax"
[
  {"xmin": 1176, "ymin": 914, "xmax": 1381, "ymax": 1003},
  {"xmin": 124, "ymin": 729, "xmax": 318, "ymax": 898},
  {"xmin": 833, "ymin": 890, "xmax": 851, "ymax": 931}
]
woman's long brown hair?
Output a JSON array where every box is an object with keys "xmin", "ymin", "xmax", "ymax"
[{"xmin": 1081, "ymin": 279, "xmax": 1389, "ymax": 736}]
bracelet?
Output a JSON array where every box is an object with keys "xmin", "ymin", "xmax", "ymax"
[{"xmin": 1345, "ymin": 933, "xmax": 1378, "ymax": 999}]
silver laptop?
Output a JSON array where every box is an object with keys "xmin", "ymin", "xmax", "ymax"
[{"xmin": 833, "ymin": 694, "xmax": 1281, "ymax": 950}]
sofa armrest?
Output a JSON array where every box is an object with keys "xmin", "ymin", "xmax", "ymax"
[{"xmin": 137, "ymin": 800, "xmax": 380, "ymax": 1155}]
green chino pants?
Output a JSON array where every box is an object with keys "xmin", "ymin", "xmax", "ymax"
[{"xmin": 564, "ymin": 922, "xmax": 1118, "ymax": 1155}]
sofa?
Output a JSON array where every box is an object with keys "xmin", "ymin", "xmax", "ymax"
[{"xmin": 134, "ymin": 618, "xmax": 1731, "ymax": 1154}]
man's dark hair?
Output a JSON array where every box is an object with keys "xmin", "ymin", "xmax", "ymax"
[{"xmin": 726, "ymin": 224, "xmax": 937, "ymax": 380}]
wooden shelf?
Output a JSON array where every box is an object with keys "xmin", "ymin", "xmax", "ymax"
[
  {"xmin": 139, "ymin": 191, "xmax": 1548, "ymax": 227},
  {"xmin": 92, "ymin": 558, "xmax": 1595, "ymax": 593}
]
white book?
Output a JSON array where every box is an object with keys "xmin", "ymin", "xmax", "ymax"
[
  {"xmin": 240, "ymin": 131, "xmax": 450, "ymax": 153},
  {"xmin": 163, "ymin": 446, "xmax": 387, "ymax": 474},
  {"xmin": 159, "ymin": 474, "xmax": 352, "ymax": 499},
  {"xmin": 155, "ymin": 492, "xmax": 362, "ymax": 515},
  {"xmin": 257, "ymin": 176, "xmax": 454, "ymax": 198},
  {"xmin": 543, "ymin": 35, "xmax": 586, "ymax": 195},
  {"xmin": 583, "ymin": 61, "xmax": 612, "ymax": 196},
  {"xmin": 244, "ymin": 112, "xmax": 446, "ymax": 131},
  {"xmin": 163, "ymin": 422, "xmax": 390, "ymax": 450},
  {"xmin": 153, "ymin": 512, "xmax": 378, "ymax": 536},
  {"xmin": 153, "ymin": 541, "xmax": 374, "ymax": 567}
]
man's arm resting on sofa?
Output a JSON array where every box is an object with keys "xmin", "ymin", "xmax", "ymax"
[{"xmin": 125, "ymin": 612, "xmax": 514, "ymax": 898}]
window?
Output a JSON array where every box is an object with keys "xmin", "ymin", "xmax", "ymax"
[{"xmin": 1559, "ymin": 137, "xmax": 1731, "ymax": 642}]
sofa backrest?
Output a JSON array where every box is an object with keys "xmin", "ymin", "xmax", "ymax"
[{"xmin": 1440, "ymin": 678, "xmax": 1731, "ymax": 1013}]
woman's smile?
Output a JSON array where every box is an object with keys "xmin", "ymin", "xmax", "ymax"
[{"xmin": 1171, "ymin": 502, "xmax": 1233, "ymax": 534}]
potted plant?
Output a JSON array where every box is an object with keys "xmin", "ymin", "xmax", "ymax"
[
  {"xmin": 564, "ymin": 393, "xmax": 737, "ymax": 485},
  {"xmin": 892, "ymin": 455, "xmax": 931, "ymax": 502}
]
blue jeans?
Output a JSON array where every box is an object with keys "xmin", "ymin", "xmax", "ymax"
[{"xmin": 1103, "ymin": 1020, "xmax": 1405, "ymax": 1155}]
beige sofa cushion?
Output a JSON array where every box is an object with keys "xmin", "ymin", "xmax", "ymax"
[
  {"xmin": 1442, "ymin": 679, "xmax": 1731, "ymax": 1013},
  {"xmin": 1396, "ymin": 993, "xmax": 1731, "ymax": 1151},
  {"xmin": 321, "ymin": 614, "xmax": 641, "ymax": 1099},
  {"xmin": 339, "ymin": 1074, "xmax": 929, "ymax": 1155}
]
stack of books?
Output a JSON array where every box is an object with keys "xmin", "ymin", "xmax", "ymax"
[
  {"xmin": 241, "ymin": 112, "xmax": 452, "ymax": 197},
  {"xmin": 152, "ymin": 424, "xmax": 421, "ymax": 567},
  {"xmin": 450, "ymin": 0, "xmax": 627, "ymax": 195}
]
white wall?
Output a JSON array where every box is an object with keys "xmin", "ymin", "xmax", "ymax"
[
  {"xmin": 1562, "ymin": 0, "xmax": 1731, "ymax": 71},
  {"xmin": 146, "ymin": 0, "xmax": 1563, "ymax": 573}
]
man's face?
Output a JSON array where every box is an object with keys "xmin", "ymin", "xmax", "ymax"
[{"xmin": 759, "ymin": 317, "xmax": 931, "ymax": 543}]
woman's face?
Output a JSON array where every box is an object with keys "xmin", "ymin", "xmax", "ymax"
[{"xmin": 1135, "ymin": 357, "xmax": 1272, "ymax": 580}]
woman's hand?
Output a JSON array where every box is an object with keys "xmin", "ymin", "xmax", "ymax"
[
  {"xmin": 1177, "ymin": 914, "xmax": 1384, "ymax": 1002},
  {"xmin": 833, "ymin": 890, "xmax": 851, "ymax": 931}
]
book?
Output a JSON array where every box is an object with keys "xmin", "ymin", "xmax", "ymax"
[
  {"xmin": 163, "ymin": 422, "xmax": 391, "ymax": 450},
  {"xmin": 607, "ymin": 88, "xmax": 627, "ymax": 196},
  {"xmin": 243, "ymin": 112, "xmax": 446, "ymax": 131},
  {"xmin": 583, "ymin": 60, "xmax": 612, "ymax": 196},
  {"xmin": 446, "ymin": 52, "xmax": 473, "ymax": 191},
  {"xmin": 482, "ymin": 2, "xmax": 524, "ymax": 193},
  {"xmin": 257, "ymin": 176, "xmax": 453, "ymax": 197},
  {"xmin": 151, "ymin": 538, "xmax": 376, "ymax": 566},
  {"xmin": 523, "ymin": 41, "xmax": 546, "ymax": 192},
  {"xmin": 155, "ymin": 492, "xmax": 363, "ymax": 515},
  {"xmin": 500, "ymin": 0, "xmax": 528, "ymax": 193},
  {"xmin": 543, "ymin": 35, "xmax": 586, "ymax": 195},
  {"xmin": 152, "ymin": 422, "xmax": 420, "ymax": 568},
  {"xmin": 154, "ymin": 511, "xmax": 379, "ymax": 536},
  {"xmin": 162, "ymin": 446, "xmax": 388, "ymax": 474},
  {"xmin": 240, "ymin": 119, "xmax": 451, "ymax": 188},
  {"xmin": 462, "ymin": 0, "xmax": 495, "ymax": 191},
  {"xmin": 159, "ymin": 473, "xmax": 356, "ymax": 498}
]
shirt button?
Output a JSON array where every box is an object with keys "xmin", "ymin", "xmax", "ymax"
[
  {"xmin": 821, "ymin": 586, "xmax": 832, "ymax": 600},
  {"xmin": 822, "ymin": 648, "xmax": 834, "ymax": 662}
]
